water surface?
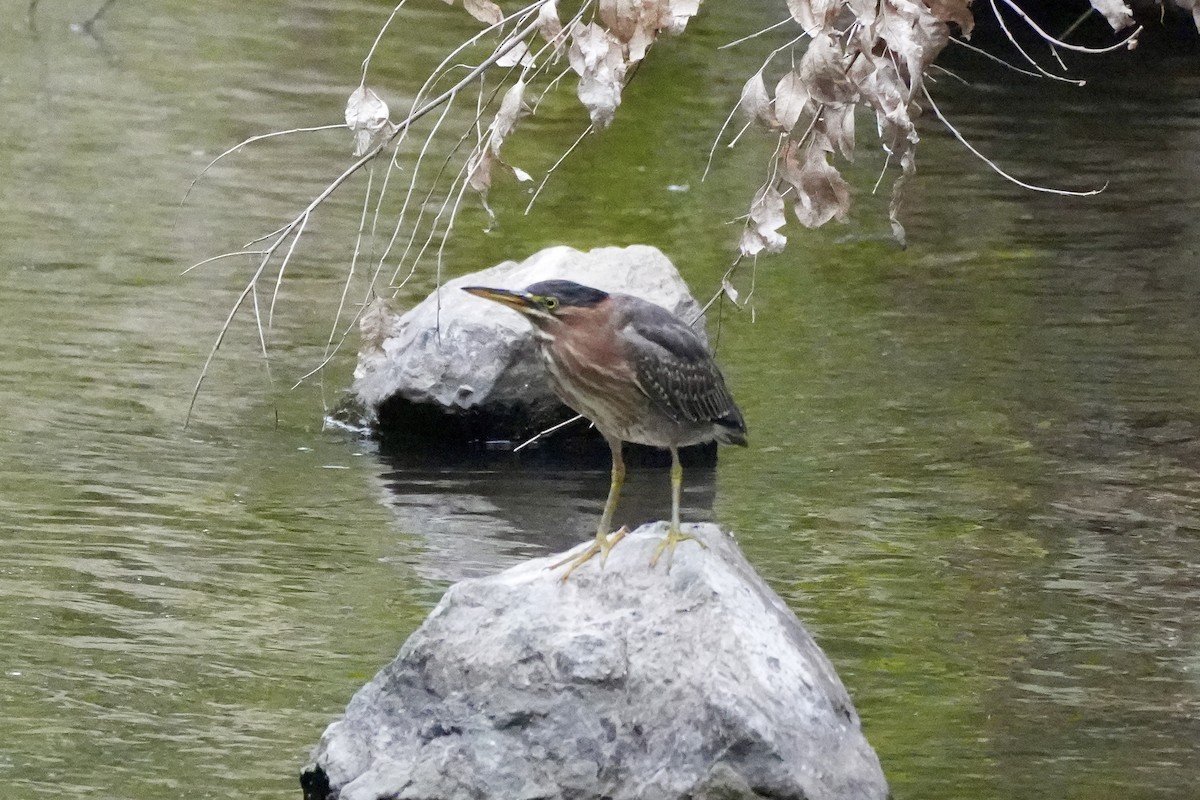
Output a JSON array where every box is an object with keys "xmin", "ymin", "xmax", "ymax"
[{"xmin": 1, "ymin": 3, "xmax": 1198, "ymax": 798}]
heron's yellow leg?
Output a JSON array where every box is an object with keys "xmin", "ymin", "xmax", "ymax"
[
  {"xmin": 552, "ymin": 438, "xmax": 628, "ymax": 581},
  {"xmin": 650, "ymin": 447, "xmax": 706, "ymax": 568}
]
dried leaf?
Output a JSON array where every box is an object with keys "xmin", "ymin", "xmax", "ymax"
[
  {"xmin": 799, "ymin": 33, "xmax": 857, "ymax": 105},
  {"xmin": 855, "ymin": 51, "xmax": 915, "ymax": 152},
  {"xmin": 874, "ymin": 0, "xmax": 949, "ymax": 89},
  {"xmin": 740, "ymin": 184, "xmax": 788, "ymax": 256},
  {"xmin": 467, "ymin": 148, "xmax": 493, "ymax": 195},
  {"xmin": 598, "ymin": 0, "xmax": 663, "ymax": 62},
  {"xmin": 664, "ymin": 0, "xmax": 701, "ymax": 35},
  {"xmin": 887, "ymin": 144, "xmax": 915, "ymax": 248},
  {"xmin": 821, "ymin": 103, "xmax": 856, "ymax": 161},
  {"xmin": 511, "ymin": 165, "xmax": 533, "ymax": 182},
  {"xmin": 739, "ymin": 71, "xmax": 777, "ymax": 128},
  {"xmin": 780, "ymin": 137, "xmax": 851, "ymax": 228},
  {"xmin": 537, "ymin": 0, "xmax": 566, "ymax": 49},
  {"xmin": 568, "ymin": 23, "xmax": 627, "ymax": 128},
  {"xmin": 774, "ymin": 70, "xmax": 810, "ymax": 132},
  {"xmin": 786, "ymin": 0, "xmax": 840, "ymax": 31},
  {"xmin": 466, "ymin": 147, "xmax": 496, "ymax": 222},
  {"xmin": 1089, "ymin": 0, "xmax": 1134, "ymax": 31},
  {"xmin": 846, "ymin": 0, "xmax": 879, "ymax": 26},
  {"xmin": 496, "ymin": 40, "xmax": 535, "ymax": 68},
  {"xmin": 925, "ymin": 0, "xmax": 974, "ymax": 36},
  {"xmin": 721, "ymin": 277, "xmax": 740, "ymax": 305},
  {"xmin": 465, "ymin": 0, "xmax": 504, "ymax": 26},
  {"xmin": 593, "ymin": 0, "xmax": 700, "ymax": 64},
  {"xmin": 345, "ymin": 86, "xmax": 391, "ymax": 157},
  {"xmin": 490, "ymin": 80, "xmax": 527, "ymax": 156}
]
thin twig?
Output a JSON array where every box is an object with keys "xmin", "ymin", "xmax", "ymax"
[
  {"xmin": 180, "ymin": 249, "xmax": 266, "ymax": 276},
  {"xmin": 705, "ymin": 30, "xmax": 809, "ymax": 180},
  {"xmin": 186, "ymin": 14, "xmax": 545, "ymax": 424},
  {"xmin": 949, "ymin": 36, "xmax": 1044, "ymax": 80},
  {"xmin": 924, "ymin": 87, "xmax": 1106, "ymax": 197},
  {"xmin": 375, "ymin": 98, "xmax": 457, "ymax": 291},
  {"xmin": 361, "ymin": 1, "xmax": 410, "ymax": 84},
  {"xmin": 313, "ymin": 163, "xmax": 376, "ymax": 384},
  {"xmin": 998, "ymin": 0, "xmax": 1141, "ymax": 54},
  {"xmin": 268, "ymin": 211, "xmax": 309, "ymax": 328},
  {"xmin": 513, "ymin": 414, "xmax": 585, "ymax": 452},
  {"xmin": 987, "ymin": 0, "xmax": 1085, "ymax": 85},
  {"xmin": 176, "ymin": 124, "xmax": 346, "ymax": 227},
  {"xmin": 719, "ymin": 17, "xmax": 793, "ymax": 50},
  {"xmin": 250, "ymin": 285, "xmax": 279, "ymax": 423},
  {"xmin": 524, "ymin": 125, "xmax": 592, "ymax": 213}
]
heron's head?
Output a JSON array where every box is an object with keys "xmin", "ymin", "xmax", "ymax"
[{"xmin": 462, "ymin": 280, "xmax": 610, "ymax": 330}]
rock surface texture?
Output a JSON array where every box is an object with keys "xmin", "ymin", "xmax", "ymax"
[
  {"xmin": 343, "ymin": 245, "xmax": 706, "ymax": 445},
  {"xmin": 301, "ymin": 523, "xmax": 889, "ymax": 800}
]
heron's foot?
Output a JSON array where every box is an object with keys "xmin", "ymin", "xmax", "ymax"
[
  {"xmin": 551, "ymin": 526, "xmax": 629, "ymax": 582},
  {"xmin": 649, "ymin": 526, "xmax": 706, "ymax": 569}
]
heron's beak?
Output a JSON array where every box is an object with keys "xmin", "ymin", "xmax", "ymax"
[{"xmin": 462, "ymin": 286, "xmax": 539, "ymax": 314}]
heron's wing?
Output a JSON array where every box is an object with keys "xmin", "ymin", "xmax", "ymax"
[{"xmin": 623, "ymin": 303, "xmax": 743, "ymax": 428}]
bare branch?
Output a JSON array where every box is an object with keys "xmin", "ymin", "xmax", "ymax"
[
  {"xmin": 180, "ymin": 249, "xmax": 266, "ymax": 276},
  {"xmin": 924, "ymin": 87, "xmax": 1106, "ymax": 197},
  {"xmin": 177, "ymin": 124, "xmax": 347, "ymax": 224},
  {"xmin": 513, "ymin": 414, "xmax": 586, "ymax": 452},
  {"xmin": 988, "ymin": 0, "xmax": 1086, "ymax": 85},
  {"xmin": 997, "ymin": 0, "xmax": 1141, "ymax": 54}
]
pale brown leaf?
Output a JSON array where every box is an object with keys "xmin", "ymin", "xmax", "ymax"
[
  {"xmin": 496, "ymin": 41, "xmax": 535, "ymax": 68},
  {"xmin": 821, "ymin": 103, "xmax": 856, "ymax": 160},
  {"xmin": 345, "ymin": 86, "xmax": 391, "ymax": 157},
  {"xmin": 721, "ymin": 277, "xmax": 740, "ymax": 304},
  {"xmin": 799, "ymin": 33, "xmax": 857, "ymax": 105},
  {"xmin": 780, "ymin": 137, "xmax": 851, "ymax": 228},
  {"xmin": 598, "ymin": 0, "xmax": 674, "ymax": 63},
  {"xmin": 874, "ymin": 0, "xmax": 949, "ymax": 89},
  {"xmin": 739, "ymin": 183, "xmax": 789, "ymax": 256},
  {"xmin": 786, "ymin": 0, "xmax": 840, "ymax": 31},
  {"xmin": 774, "ymin": 70, "xmax": 810, "ymax": 132},
  {"xmin": 925, "ymin": 0, "xmax": 975, "ymax": 36},
  {"xmin": 490, "ymin": 80, "xmax": 528, "ymax": 156},
  {"xmin": 568, "ymin": 23, "xmax": 627, "ymax": 128},
  {"xmin": 855, "ymin": 51, "xmax": 915, "ymax": 152},
  {"xmin": 466, "ymin": 147, "xmax": 497, "ymax": 223},
  {"xmin": 464, "ymin": 0, "xmax": 503, "ymax": 26},
  {"xmin": 467, "ymin": 147, "xmax": 494, "ymax": 196},
  {"xmin": 537, "ymin": 0, "xmax": 565, "ymax": 49},
  {"xmin": 739, "ymin": 71, "xmax": 777, "ymax": 128},
  {"xmin": 664, "ymin": 0, "xmax": 702, "ymax": 35},
  {"xmin": 1089, "ymin": 0, "xmax": 1134, "ymax": 31}
]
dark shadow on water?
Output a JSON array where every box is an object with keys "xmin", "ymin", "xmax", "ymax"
[{"xmin": 374, "ymin": 441, "xmax": 721, "ymax": 583}]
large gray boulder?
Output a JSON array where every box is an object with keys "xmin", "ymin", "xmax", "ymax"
[
  {"xmin": 301, "ymin": 523, "xmax": 888, "ymax": 800},
  {"xmin": 340, "ymin": 245, "xmax": 707, "ymax": 448}
]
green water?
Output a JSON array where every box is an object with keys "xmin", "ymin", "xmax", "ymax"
[{"xmin": 2, "ymin": 3, "xmax": 1198, "ymax": 798}]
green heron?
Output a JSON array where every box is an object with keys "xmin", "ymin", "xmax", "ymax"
[{"xmin": 463, "ymin": 279, "xmax": 747, "ymax": 579}]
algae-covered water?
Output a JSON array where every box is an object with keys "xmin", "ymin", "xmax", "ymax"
[{"xmin": 1, "ymin": 3, "xmax": 1197, "ymax": 798}]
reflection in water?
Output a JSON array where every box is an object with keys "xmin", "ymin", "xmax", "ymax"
[
  {"xmin": 1, "ymin": 2, "xmax": 1199, "ymax": 800},
  {"xmin": 374, "ymin": 447, "xmax": 718, "ymax": 583}
]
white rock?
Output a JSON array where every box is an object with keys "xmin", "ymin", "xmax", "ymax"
[{"xmin": 302, "ymin": 523, "xmax": 888, "ymax": 800}]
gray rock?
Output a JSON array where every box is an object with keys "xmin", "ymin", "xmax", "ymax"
[
  {"xmin": 301, "ymin": 523, "xmax": 888, "ymax": 800},
  {"xmin": 343, "ymin": 245, "xmax": 707, "ymax": 445}
]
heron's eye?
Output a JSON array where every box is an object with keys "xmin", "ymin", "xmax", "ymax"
[{"xmin": 544, "ymin": 296, "xmax": 559, "ymax": 311}]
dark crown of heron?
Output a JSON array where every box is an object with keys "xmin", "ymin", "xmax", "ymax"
[{"xmin": 525, "ymin": 280, "xmax": 609, "ymax": 310}]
